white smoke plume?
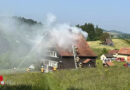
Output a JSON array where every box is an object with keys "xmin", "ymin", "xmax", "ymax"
[
  {"xmin": 41, "ymin": 13, "xmax": 88, "ymax": 49},
  {"xmin": 0, "ymin": 14, "xmax": 88, "ymax": 70}
]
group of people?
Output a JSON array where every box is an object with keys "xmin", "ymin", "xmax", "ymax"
[{"xmin": 40, "ymin": 65, "xmax": 57, "ymax": 73}]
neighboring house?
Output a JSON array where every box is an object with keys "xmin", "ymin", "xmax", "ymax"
[
  {"xmin": 116, "ymin": 48, "xmax": 130, "ymax": 62},
  {"xmin": 100, "ymin": 54, "xmax": 114, "ymax": 63},
  {"xmin": 42, "ymin": 34, "xmax": 97, "ymax": 69},
  {"xmin": 127, "ymin": 56, "xmax": 130, "ymax": 63},
  {"xmin": 108, "ymin": 49, "xmax": 119, "ymax": 58}
]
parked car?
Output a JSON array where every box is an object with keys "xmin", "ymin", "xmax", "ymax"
[{"xmin": 116, "ymin": 58, "xmax": 125, "ymax": 62}]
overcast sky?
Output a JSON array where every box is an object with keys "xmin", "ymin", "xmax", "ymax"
[{"xmin": 0, "ymin": 0, "xmax": 130, "ymax": 33}]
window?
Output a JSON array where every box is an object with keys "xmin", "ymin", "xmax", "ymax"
[{"xmin": 48, "ymin": 50, "xmax": 57, "ymax": 57}]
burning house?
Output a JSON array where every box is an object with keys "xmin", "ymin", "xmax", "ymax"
[{"xmin": 41, "ymin": 33, "xmax": 97, "ymax": 70}]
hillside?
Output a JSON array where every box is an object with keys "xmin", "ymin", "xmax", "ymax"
[
  {"xmin": 88, "ymin": 39, "xmax": 130, "ymax": 56},
  {"xmin": 104, "ymin": 30, "xmax": 130, "ymax": 39}
]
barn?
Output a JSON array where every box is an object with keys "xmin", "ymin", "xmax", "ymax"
[
  {"xmin": 41, "ymin": 34, "xmax": 97, "ymax": 70},
  {"xmin": 104, "ymin": 38, "xmax": 114, "ymax": 46}
]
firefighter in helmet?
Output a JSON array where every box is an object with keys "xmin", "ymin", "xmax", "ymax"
[{"xmin": 41, "ymin": 65, "xmax": 44, "ymax": 73}]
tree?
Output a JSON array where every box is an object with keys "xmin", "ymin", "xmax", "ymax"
[
  {"xmin": 79, "ymin": 23, "xmax": 96, "ymax": 41},
  {"xmin": 95, "ymin": 26, "xmax": 103, "ymax": 40},
  {"xmin": 99, "ymin": 48, "xmax": 108, "ymax": 56},
  {"xmin": 100, "ymin": 33, "xmax": 110, "ymax": 44}
]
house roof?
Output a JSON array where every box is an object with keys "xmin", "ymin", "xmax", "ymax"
[
  {"xmin": 118, "ymin": 48, "xmax": 130, "ymax": 55},
  {"xmin": 83, "ymin": 59, "xmax": 91, "ymax": 63},
  {"xmin": 106, "ymin": 62, "xmax": 114, "ymax": 66},
  {"xmin": 56, "ymin": 34, "xmax": 97, "ymax": 57},
  {"xmin": 108, "ymin": 49, "xmax": 119, "ymax": 55},
  {"xmin": 104, "ymin": 54, "xmax": 114, "ymax": 58}
]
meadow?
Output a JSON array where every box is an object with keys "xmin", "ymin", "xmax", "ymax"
[
  {"xmin": 0, "ymin": 39, "xmax": 130, "ymax": 90},
  {"xmin": 88, "ymin": 39, "xmax": 130, "ymax": 56},
  {"xmin": 0, "ymin": 61, "xmax": 130, "ymax": 90}
]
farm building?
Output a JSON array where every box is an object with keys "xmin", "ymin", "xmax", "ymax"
[
  {"xmin": 41, "ymin": 34, "xmax": 97, "ymax": 70},
  {"xmin": 104, "ymin": 38, "xmax": 114, "ymax": 46},
  {"xmin": 116, "ymin": 48, "xmax": 130, "ymax": 62}
]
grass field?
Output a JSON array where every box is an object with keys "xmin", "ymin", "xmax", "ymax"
[
  {"xmin": 88, "ymin": 39, "xmax": 130, "ymax": 56},
  {"xmin": 0, "ymin": 39, "xmax": 130, "ymax": 90},
  {"xmin": 88, "ymin": 39, "xmax": 130, "ymax": 50},
  {"xmin": 0, "ymin": 61, "xmax": 130, "ymax": 90}
]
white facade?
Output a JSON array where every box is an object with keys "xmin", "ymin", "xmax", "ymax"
[
  {"xmin": 100, "ymin": 54, "xmax": 106, "ymax": 63},
  {"xmin": 43, "ymin": 60, "xmax": 58, "ymax": 68},
  {"xmin": 100, "ymin": 54, "xmax": 106, "ymax": 61},
  {"xmin": 100, "ymin": 54, "xmax": 113, "ymax": 63},
  {"xmin": 48, "ymin": 50, "xmax": 58, "ymax": 58}
]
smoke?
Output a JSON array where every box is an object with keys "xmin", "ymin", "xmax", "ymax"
[
  {"xmin": 0, "ymin": 14, "xmax": 87, "ymax": 70},
  {"xmin": 42, "ymin": 13, "xmax": 88, "ymax": 50}
]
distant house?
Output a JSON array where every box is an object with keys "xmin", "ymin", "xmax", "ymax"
[
  {"xmin": 100, "ymin": 54, "xmax": 114, "ymax": 62},
  {"xmin": 104, "ymin": 38, "xmax": 114, "ymax": 46},
  {"xmin": 42, "ymin": 34, "xmax": 97, "ymax": 70},
  {"xmin": 100, "ymin": 54, "xmax": 115, "ymax": 67},
  {"xmin": 108, "ymin": 49, "xmax": 119, "ymax": 57},
  {"xmin": 116, "ymin": 48, "xmax": 130, "ymax": 62},
  {"xmin": 100, "ymin": 49, "xmax": 119, "ymax": 63},
  {"xmin": 128, "ymin": 56, "xmax": 130, "ymax": 62}
]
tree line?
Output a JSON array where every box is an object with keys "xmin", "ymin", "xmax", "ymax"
[
  {"xmin": 13, "ymin": 17, "xmax": 111, "ymax": 42},
  {"xmin": 77, "ymin": 23, "xmax": 110, "ymax": 42}
]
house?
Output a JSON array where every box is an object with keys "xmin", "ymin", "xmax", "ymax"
[
  {"xmin": 41, "ymin": 34, "xmax": 97, "ymax": 70},
  {"xmin": 104, "ymin": 38, "xmax": 114, "ymax": 46},
  {"xmin": 123, "ymin": 56, "xmax": 130, "ymax": 67},
  {"xmin": 100, "ymin": 54, "xmax": 115, "ymax": 67},
  {"xmin": 108, "ymin": 49, "xmax": 119, "ymax": 58},
  {"xmin": 108, "ymin": 49, "xmax": 119, "ymax": 55},
  {"xmin": 127, "ymin": 56, "xmax": 130, "ymax": 67},
  {"xmin": 100, "ymin": 49, "xmax": 119, "ymax": 62},
  {"xmin": 116, "ymin": 48, "xmax": 130, "ymax": 62},
  {"xmin": 100, "ymin": 54, "xmax": 114, "ymax": 62}
]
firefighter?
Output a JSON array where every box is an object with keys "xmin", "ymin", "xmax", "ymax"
[
  {"xmin": 75, "ymin": 46, "xmax": 79, "ymax": 54},
  {"xmin": 53, "ymin": 67, "xmax": 57, "ymax": 71},
  {"xmin": 76, "ymin": 57, "xmax": 80, "ymax": 62},
  {"xmin": 79, "ymin": 62, "xmax": 82, "ymax": 68},
  {"xmin": 26, "ymin": 68, "xmax": 30, "ymax": 72},
  {"xmin": 41, "ymin": 66, "xmax": 44, "ymax": 73}
]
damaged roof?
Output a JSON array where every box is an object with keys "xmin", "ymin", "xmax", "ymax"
[
  {"xmin": 56, "ymin": 35, "xmax": 97, "ymax": 57},
  {"xmin": 118, "ymin": 48, "xmax": 130, "ymax": 55}
]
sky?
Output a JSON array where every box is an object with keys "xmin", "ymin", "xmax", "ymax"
[{"xmin": 0, "ymin": 0, "xmax": 130, "ymax": 33}]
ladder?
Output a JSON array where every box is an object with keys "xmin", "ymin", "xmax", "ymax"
[{"xmin": 72, "ymin": 45, "xmax": 79, "ymax": 69}]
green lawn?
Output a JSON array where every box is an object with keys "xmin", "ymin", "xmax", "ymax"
[
  {"xmin": 88, "ymin": 39, "xmax": 130, "ymax": 56},
  {"xmin": 1, "ymin": 61, "xmax": 130, "ymax": 90},
  {"xmin": 0, "ymin": 39, "xmax": 130, "ymax": 90},
  {"xmin": 88, "ymin": 39, "xmax": 130, "ymax": 50}
]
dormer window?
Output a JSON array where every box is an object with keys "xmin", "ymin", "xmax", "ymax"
[{"xmin": 48, "ymin": 50, "xmax": 58, "ymax": 57}]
